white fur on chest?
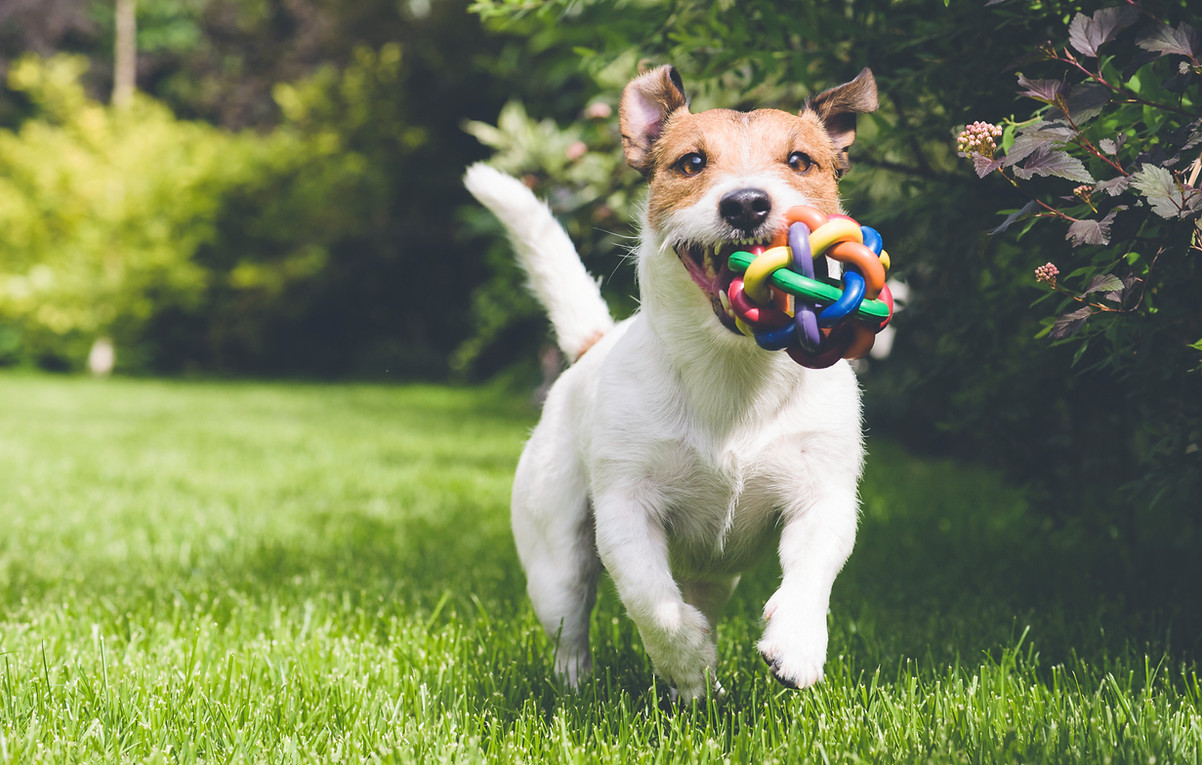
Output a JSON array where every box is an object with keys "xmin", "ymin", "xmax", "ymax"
[{"xmin": 561, "ymin": 313, "xmax": 863, "ymax": 579}]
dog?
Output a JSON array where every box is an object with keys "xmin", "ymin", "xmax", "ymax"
[{"xmin": 464, "ymin": 65, "xmax": 878, "ymax": 701}]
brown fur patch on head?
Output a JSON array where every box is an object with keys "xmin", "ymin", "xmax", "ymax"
[
  {"xmin": 620, "ymin": 68, "xmax": 879, "ymax": 219},
  {"xmin": 643, "ymin": 108, "xmax": 844, "ymax": 228}
]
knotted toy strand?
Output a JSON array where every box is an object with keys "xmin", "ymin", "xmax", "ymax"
[{"xmin": 726, "ymin": 205, "xmax": 895, "ymax": 369}]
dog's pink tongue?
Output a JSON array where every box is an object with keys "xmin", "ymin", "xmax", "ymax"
[{"xmin": 680, "ymin": 254, "xmax": 713, "ymax": 291}]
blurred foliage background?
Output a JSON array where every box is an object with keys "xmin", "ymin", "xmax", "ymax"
[{"xmin": 0, "ymin": 0, "xmax": 1198, "ymax": 549}]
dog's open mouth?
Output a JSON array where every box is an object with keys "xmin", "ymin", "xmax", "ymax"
[{"xmin": 674, "ymin": 239, "xmax": 770, "ymax": 333}]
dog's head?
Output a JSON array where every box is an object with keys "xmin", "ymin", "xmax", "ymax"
[{"xmin": 620, "ymin": 66, "xmax": 878, "ymax": 333}]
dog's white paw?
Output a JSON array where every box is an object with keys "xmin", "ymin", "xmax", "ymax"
[
  {"xmin": 639, "ymin": 601, "xmax": 717, "ymax": 701},
  {"xmin": 757, "ymin": 593, "xmax": 828, "ymax": 689},
  {"xmin": 668, "ymin": 675, "xmax": 724, "ymax": 706},
  {"xmin": 553, "ymin": 650, "xmax": 592, "ymax": 689}
]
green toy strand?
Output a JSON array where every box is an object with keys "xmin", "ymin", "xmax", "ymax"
[{"xmin": 727, "ymin": 251, "xmax": 890, "ymax": 323}]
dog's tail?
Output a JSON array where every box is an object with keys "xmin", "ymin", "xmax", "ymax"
[{"xmin": 463, "ymin": 163, "xmax": 615, "ymax": 361}]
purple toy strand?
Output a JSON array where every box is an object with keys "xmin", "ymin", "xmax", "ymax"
[{"xmin": 787, "ymin": 222, "xmax": 822, "ymax": 352}]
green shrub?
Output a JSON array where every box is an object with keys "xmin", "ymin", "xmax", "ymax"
[
  {"xmin": 463, "ymin": 0, "xmax": 1201, "ymax": 528},
  {"xmin": 0, "ymin": 47, "xmax": 454, "ymax": 376},
  {"xmin": 0, "ymin": 55, "xmax": 229, "ymax": 368},
  {"xmin": 957, "ymin": 4, "xmax": 1200, "ymax": 514},
  {"xmin": 0, "ymin": 54, "xmax": 373, "ymax": 372}
]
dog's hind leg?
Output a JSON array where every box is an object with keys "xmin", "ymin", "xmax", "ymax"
[{"xmin": 511, "ymin": 417, "xmax": 599, "ymax": 687}]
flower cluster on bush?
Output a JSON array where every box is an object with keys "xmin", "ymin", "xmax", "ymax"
[
  {"xmin": 957, "ymin": 121, "xmax": 1004, "ymax": 160},
  {"xmin": 957, "ymin": 2, "xmax": 1201, "ymax": 508},
  {"xmin": 958, "ymin": 4, "xmax": 1200, "ymax": 341}
]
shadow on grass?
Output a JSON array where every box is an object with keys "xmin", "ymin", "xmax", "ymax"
[{"xmin": 825, "ymin": 439, "xmax": 1202, "ymax": 670}]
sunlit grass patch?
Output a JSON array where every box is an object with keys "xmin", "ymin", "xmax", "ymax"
[{"xmin": 0, "ymin": 374, "xmax": 1198, "ymax": 763}]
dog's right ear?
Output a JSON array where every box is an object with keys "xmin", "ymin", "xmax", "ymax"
[
  {"xmin": 804, "ymin": 68, "xmax": 879, "ymax": 177},
  {"xmin": 619, "ymin": 65, "xmax": 689, "ymax": 175}
]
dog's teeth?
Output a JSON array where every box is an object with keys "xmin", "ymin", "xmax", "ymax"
[{"xmin": 718, "ymin": 289, "xmax": 731, "ymax": 314}]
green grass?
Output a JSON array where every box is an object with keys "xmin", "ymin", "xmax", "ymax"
[{"xmin": 0, "ymin": 373, "xmax": 1198, "ymax": 763}]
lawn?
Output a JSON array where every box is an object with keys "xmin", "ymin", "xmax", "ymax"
[{"xmin": 0, "ymin": 374, "xmax": 1198, "ymax": 763}]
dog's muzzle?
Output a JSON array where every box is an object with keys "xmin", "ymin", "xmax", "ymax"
[{"xmin": 674, "ymin": 240, "xmax": 771, "ymax": 334}]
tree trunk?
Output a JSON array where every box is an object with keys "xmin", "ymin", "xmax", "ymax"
[{"xmin": 113, "ymin": 0, "xmax": 136, "ymax": 106}]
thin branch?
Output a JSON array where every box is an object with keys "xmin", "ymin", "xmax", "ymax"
[
  {"xmin": 996, "ymin": 169, "xmax": 1082, "ymax": 222},
  {"xmin": 1053, "ymin": 48, "xmax": 1195, "ymax": 119},
  {"xmin": 855, "ymin": 156, "xmax": 948, "ymax": 181}
]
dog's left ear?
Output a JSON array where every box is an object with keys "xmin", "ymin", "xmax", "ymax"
[
  {"xmin": 619, "ymin": 65, "xmax": 689, "ymax": 175},
  {"xmin": 804, "ymin": 68, "xmax": 878, "ymax": 176}
]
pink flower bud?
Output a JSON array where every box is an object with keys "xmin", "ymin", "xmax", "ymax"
[
  {"xmin": 565, "ymin": 141, "xmax": 588, "ymax": 161},
  {"xmin": 1034, "ymin": 262, "xmax": 1059, "ymax": 286},
  {"xmin": 584, "ymin": 102, "xmax": 613, "ymax": 120},
  {"xmin": 957, "ymin": 121, "xmax": 1002, "ymax": 159}
]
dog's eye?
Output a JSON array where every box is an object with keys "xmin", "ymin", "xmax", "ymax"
[
  {"xmin": 788, "ymin": 151, "xmax": 814, "ymax": 174},
  {"xmin": 674, "ymin": 152, "xmax": 707, "ymax": 176}
]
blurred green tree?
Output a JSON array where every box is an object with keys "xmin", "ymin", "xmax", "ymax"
[
  {"xmin": 0, "ymin": 55, "xmax": 228, "ymax": 368},
  {"xmin": 0, "ymin": 0, "xmax": 521, "ymax": 377},
  {"xmin": 0, "ymin": 54, "xmax": 371, "ymax": 371}
]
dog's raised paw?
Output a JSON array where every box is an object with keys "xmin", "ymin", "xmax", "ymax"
[
  {"xmin": 757, "ymin": 600, "xmax": 828, "ymax": 690},
  {"xmin": 759, "ymin": 649, "xmax": 822, "ymax": 689},
  {"xmin": 758, "ymin": 639, "xmax": 825, "ymax": 689}
]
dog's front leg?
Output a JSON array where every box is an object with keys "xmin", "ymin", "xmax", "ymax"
[
  {"xmin": 758, "ymin": 487, "xmax": 858, "ymax": 689},
  {"xmin": 593, "ymin": 490, "xmax": 716, "ymax": 701}
]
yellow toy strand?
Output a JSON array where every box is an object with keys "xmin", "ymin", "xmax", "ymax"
[
  {"xmin": 741, "ymin": 246, "xmax": 792, "ymax": 305},
  {"xmin": 742, "ymin": 219, "xmax": 868, "ymax": 307},
  {"xmin": 808, "ymin": 219, "xmax": 863, "ymax": 256}
]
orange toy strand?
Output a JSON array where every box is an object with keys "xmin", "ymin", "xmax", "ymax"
[{"xmin": 826, "ymin": 241, "xmax": 886, "ymax": 299}]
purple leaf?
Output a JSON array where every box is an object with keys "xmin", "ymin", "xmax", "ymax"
[
  {"xmin": 1003, "ymin": 121, "xmax": 1074, "ymax": 167},
  {"xmin": 1050, "ymin": 306, "xmax": 1093, "ymax": 340},
  {"xmin": 1098, "ymin": 138, "xmax": 1117, "ymax": 154},
  {"xmin": 1068, "ymin": 7, "xmax": 1140, "ymax": 58},
  {"xmin": 1182, "ymin": 120, "xmax": 1202, "ymax": 153},
  {"xmin": 1065, "ymin": 208, "xmax": 1121, "ymax": 247},
  {"xmin": 1137, "ymin": 22, "xmax": 1200, "ymax": 58},
  {"xmin": 1082, "ymin": 274, "xmax": 1124, "ymax": 294},
  {"xmin": 973, "ymin": 155, "xmax": 1004, "ymax": 178},
  {"xmin": 1121, "ymin": 275, "xmax": 1142, "ymax": 303},
  {"xmin": 1065, "ymin": 83, "xmax": 1111, "ymax": 124},
  {"xmin": 1095, "ymin": 175, "xmax": 1131, "ymax": 196},
  {"xmin": 1131, "ymin": 164, "xmax": 1195, "ymax": 218},
  {"xmin": 1017, "ymin": 74, "xmax": 1066, "ymax": 104},
  {"xmin": 1066, "ymin": 219, "xmax": 1107, "ymax": 246},
  {"xmin": 1013, "ymin": 147, "xmax": 1095, "ymax": 184}
]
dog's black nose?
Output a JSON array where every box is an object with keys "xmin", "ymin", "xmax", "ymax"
[{"xmin": 719, "ymin": 188, "xmax": 772, "ymax": 234}]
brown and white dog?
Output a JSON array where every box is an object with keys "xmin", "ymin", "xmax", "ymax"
[{"xmin": 465, "ymin": 65, "xmax": 878, "ymax": 700}]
